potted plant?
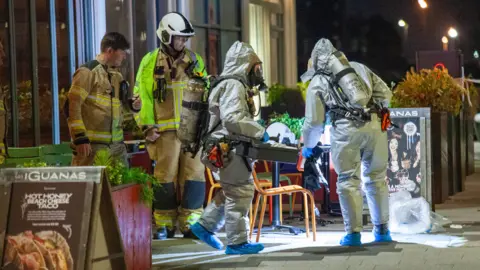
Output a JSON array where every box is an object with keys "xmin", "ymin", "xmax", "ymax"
[
  {"xmin": 391, "ymin": 67, "xmax": 468, "ymax": 203},
  {"xmin": 269, "ymin": 112, "xmax": 305, "ymax": 142},
  {"xmin": 93, "ymin": 149, "xmax": 159, "ymax": 270}
]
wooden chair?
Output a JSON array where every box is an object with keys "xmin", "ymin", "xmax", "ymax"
[
  {"xmin": 205, "ymin": 168, "xmax": 273, "ymax": 225},
  {"xmin": 249, "ymin": 168, "xmax": 317, "ymax": 243},
  {"xmin": 260, "ymin": 160, "xmax": 303, "ymax": 218}
]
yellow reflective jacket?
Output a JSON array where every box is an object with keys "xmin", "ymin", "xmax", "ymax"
[
  {"xmin": 66, "ymin": 56, "xmax": 137, "ymax": 145},
  {"xmin": 134, "ymin": 48, "xmax": 207, "ymax": 132}
]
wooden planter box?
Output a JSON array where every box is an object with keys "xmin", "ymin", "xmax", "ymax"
[
  {"xmin": 431, "ymin": 112, "xmax": 450, "ymax": 204},
  {"xmin": 447, "ymin": 113, "xmax": 459, "ymax": 196},
  {"xmin": 465, "ymin": 110, "xmax": 475, "ymax": 176},
  {"xmin": 112, "ymin": 184, "xmax": 152, "ymax": 270},
  {"xmin": 456, "ymin": 109, "xmax": 467, "ymax": 192}
]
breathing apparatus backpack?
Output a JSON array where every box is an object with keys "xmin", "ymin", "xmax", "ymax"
[
  {"xmin": 178, "ymin": 73, "xmax": 247, "ymax": 158},
  {"xmin": 314, "ymin": 51, "xmax": 393, "ymax": 130}
]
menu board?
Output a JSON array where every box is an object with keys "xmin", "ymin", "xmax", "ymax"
[
  {"xmin": 0, "ymin": 166, "xmax": 126, "ymax": 270},
  {"xmin": 3, "ymin": 181, "xmax": 93, "ymax": 270}
]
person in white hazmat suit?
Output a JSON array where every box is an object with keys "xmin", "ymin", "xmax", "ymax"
[
  {"xmin": 301, "ymin": 38, "xmax": 393, "ymax": 246},
  {"xmin": 190, "ymin": 41, "xmax": 269, "ymax": 255}
]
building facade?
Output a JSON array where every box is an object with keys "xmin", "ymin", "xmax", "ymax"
[{"xmin": 0, "ymin": 0, "xmax": 297, "ymax": 147}]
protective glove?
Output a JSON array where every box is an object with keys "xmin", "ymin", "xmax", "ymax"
[
  {"xmin": 302, "ymin": 147, "xmax": 314, "ymax": 158},
  {"xmin": 262, "ymin": 132, "xmax": 270, "ymax": 142}
]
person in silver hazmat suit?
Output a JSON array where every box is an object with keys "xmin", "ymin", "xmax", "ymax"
[
  {"xmin": 190, "ymin": 41, "xmax": 269, "ymax": 255},
  {"xmin": 301, "ymin": 38, "xmax": 393, "ymax": 246}
]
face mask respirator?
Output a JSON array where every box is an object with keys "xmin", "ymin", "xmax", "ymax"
[{"xmin": 248, "ymin": 64, "xmax": 268, "ymax": 92}]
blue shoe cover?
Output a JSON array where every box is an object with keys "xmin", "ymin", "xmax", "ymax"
[
  {"xmin": 374, "ymin": 230, "xmax": 393, "ymax": 242},
  {"xmin": 190, "ymin": 222, "xmax": 224, "ymax": 250},
  {"xmin": 339, "ymin": 232, "xmax": 362, "ymax": 246},
  {"xmin": 225, "ymin": 242, "xmax": 264, "ymax": 255}
]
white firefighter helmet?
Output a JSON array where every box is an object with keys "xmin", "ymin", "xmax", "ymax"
[{"xmin": 157, "ymin": 12, "xmax": 195, "ymax": 44}]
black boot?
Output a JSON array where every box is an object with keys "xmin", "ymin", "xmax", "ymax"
[
  {"xmin": 183, "ymin": 229, "xmax": 199, "ymax": 239},
  {"xmin": 153, "ymin": 227, "xmax": 176, "ymax": 240}
]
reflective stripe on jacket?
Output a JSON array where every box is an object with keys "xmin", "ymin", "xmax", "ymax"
[
  {"xmin": 66, "ymin": 59, "xmax": 127, "ymax": 145},
  {"xmin": 134, "ymin": 48, "xmax": 207, "ymax": 132}
]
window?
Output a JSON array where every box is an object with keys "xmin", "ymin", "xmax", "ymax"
[
  {"xmin": 186, "ymin": 0, "xmax": 206, "ymax": 24},
  {"xmin": 0, "ymin": 0, "xmax": 77, "ymax": 146},
  {"xmin": 207, "ymin": 31, "xmax": 219, "ymax": 75},
  {"xmin": 220, "ymin": 0, "xmax": 241, "ymax": 27},
  {"xmin": 187, "ymin": 0, "xmax": 242, "ymax": 74},
  {"xmin": 208, "ymin": 0, "xmax": 219, "ymax": 25},
  {"xmin": 270, "ymin": 12, "xmax": 284, "ymax": 85},
  {"xmin": 221, "ymin": 30, "xmax": 241, "ymax": 65},
  {"xmin": 190, "ymin": 27, "xmax": 207, "ymax": 67}
]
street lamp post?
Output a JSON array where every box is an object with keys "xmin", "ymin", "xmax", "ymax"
[
  {"xmin": 448, "ymin": 27, "xmax": 458, "ymax": 50},
  {"xmin": 398, "ymin": 19, "xmax": 409, "ymax": 55},
  {"xmin": 441, "ymin": 36, "xmax": 448, "ymax": 51},
  {"xmin": 418, "ymin": 0, "xmax": 428, "ymax": 9}
]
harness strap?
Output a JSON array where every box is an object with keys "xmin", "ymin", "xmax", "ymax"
[{"xmin": 182, "ymin": 100, "xmax": 209, "ymax": 111}]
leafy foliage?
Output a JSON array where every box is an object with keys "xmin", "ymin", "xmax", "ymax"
[
  {"xmin": 269, "ymin": 113, "xmax": 305, "ymax": 139},
  {"xmin": 17, "ymin": 161, "xmax": 48, "ymax": 168},
  {"xmin": 296, "ymin": 81, "xmax": 310, "ymax": 101},
  {"xmin": 267, "ymin": 83, "xmax": 306, "ymax": 105},
  {"xmin": 1, "ymin": 81, "xmax": 67, "ymax": 132},
  {"xmin": 93, "ymin": 149, "xmax": 160, "ymax": 206},
  {"xmin": 391, "ymin": 67, "xmax": 467, "ymax": 115}
]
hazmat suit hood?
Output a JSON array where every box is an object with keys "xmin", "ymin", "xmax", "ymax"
[
  {"xmin": 301, "ymin": 38, "xmax": 336, "ymax": 83},
  {"xmin": 205, "ymin": 41, "xmax": 265, "ymax": 145},
  {"xmin": 300, "ymin": 58, "xmax": 315, "ymax": 83},
  {"xmin": 221, "ymin": 41, "xmax": 262, "ymax": 86}
]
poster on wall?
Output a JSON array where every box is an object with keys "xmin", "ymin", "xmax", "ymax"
[{"xmin": 388, "ymin": 108, "xmax": 432, "ymax": 205}]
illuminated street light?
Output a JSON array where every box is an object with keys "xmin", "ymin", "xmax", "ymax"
[
  {"xmin": 441, "ymin": 36, "xmax": 448, "ymax": 44},
  {"xmin": 448, "ymin": 27, "xmax": 458, "ymax": 38},
  {"xmin": 418, "ymin": 0, "xmax": 428, "ymax": 9},
  {"xmin": 398, "ymin": 19, "xmax": 406, "ymax": 27}
]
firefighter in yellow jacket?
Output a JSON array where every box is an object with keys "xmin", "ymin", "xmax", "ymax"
[
  {"xmin": 134, "ymin": 12, "xmax": 207, "ymax": 239},
  {"xmin": 66, "ymin": 32, "xmax": 141, "ymax": 166}
]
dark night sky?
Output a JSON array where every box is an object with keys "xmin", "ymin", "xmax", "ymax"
[{"xmin": 346, "ymin": 0, "xmax": 480, "ymax": 62}]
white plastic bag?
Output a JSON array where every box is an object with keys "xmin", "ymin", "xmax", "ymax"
[{"xmin": 389, "ymin": 191, "xmax": 433, "ymax": 234}]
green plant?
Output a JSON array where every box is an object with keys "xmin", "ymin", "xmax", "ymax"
[
  {"xmin": 1, "ymin": 81, "xmax": 67, "ymax": 130},
  {"xmin": 267, "ymin": 83, "xmax": 288, "ymax": 105},
  {"xmin": 296, "ymin": 81, "xmax": 310, "ymax": 101},
  {"xmin": 269, "ymin": 112, "xmax": 305, "ymax": 139},
  {"xmin": 93, "ymin": 149, "xmax": 160, "ymax": 206},
  {"xmin": 267, "ymin": 83, "xmax": 307, "ymax": 105},
  {"xmin": 391, "ymin": 67, "xmax": 467, "ymax": 115},
  {"xmin": 17, "ymin": 160, "xmax": 48, "ymax": 168}
]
